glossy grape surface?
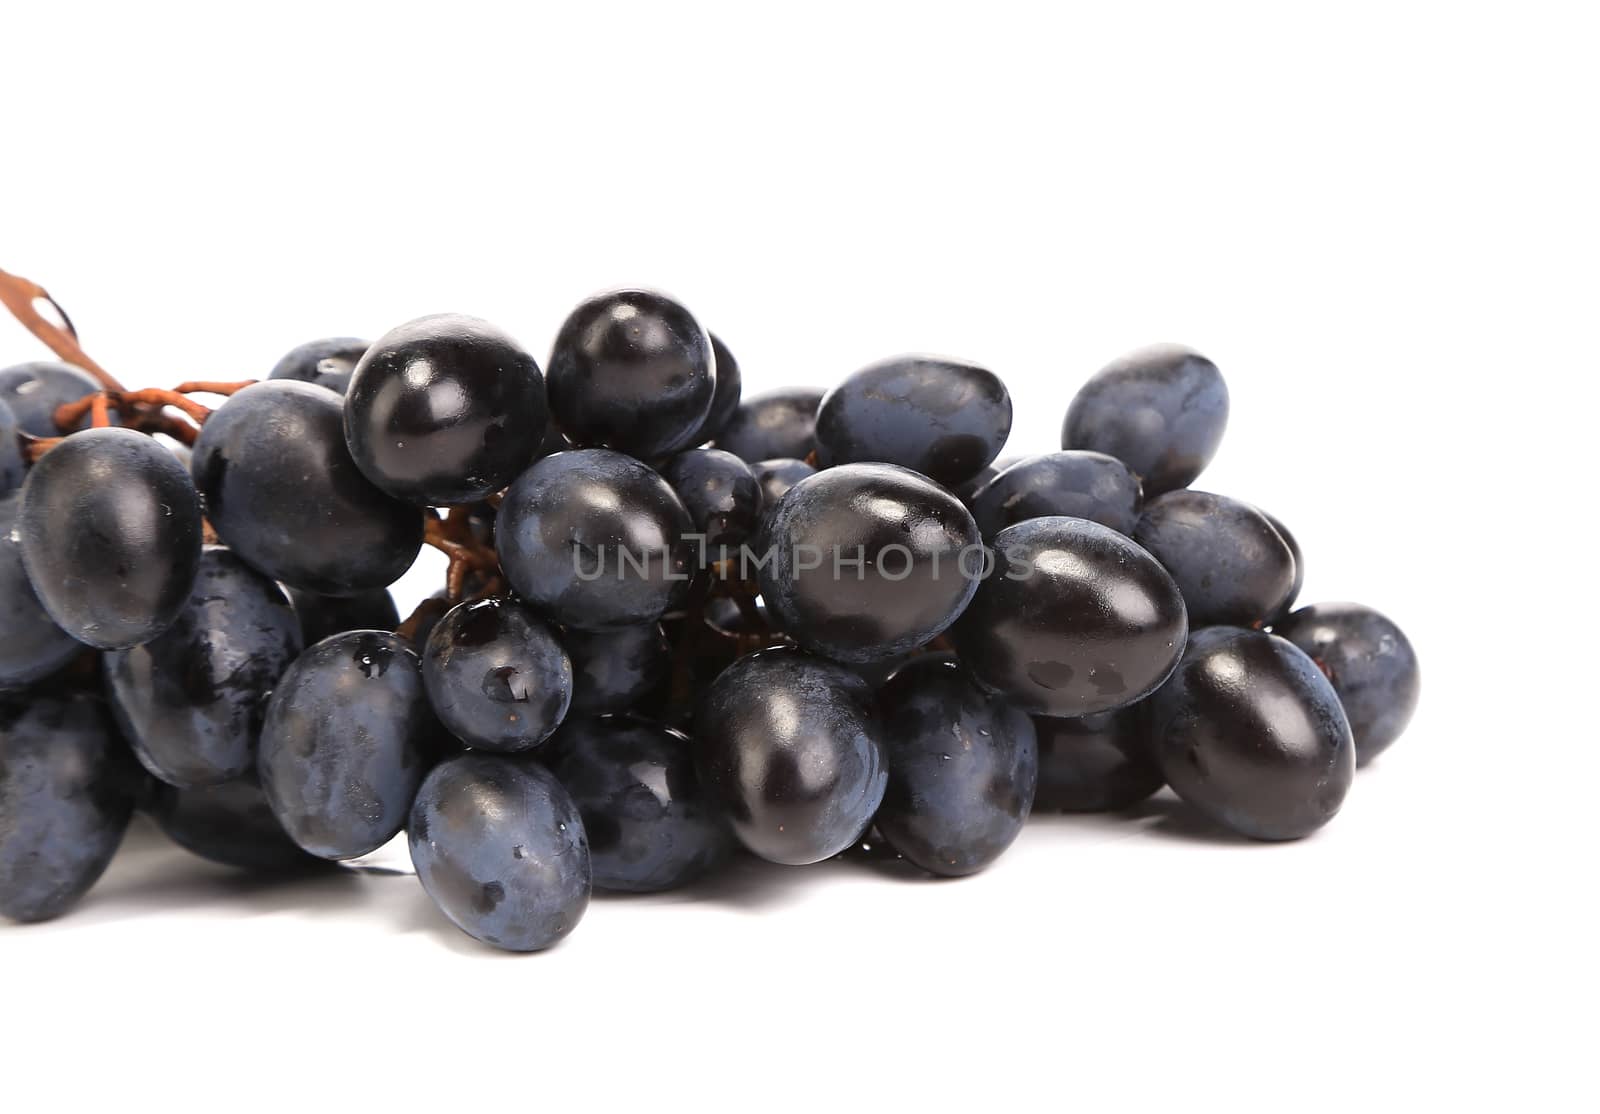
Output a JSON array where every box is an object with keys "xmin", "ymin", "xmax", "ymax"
[
  {"xmin": 683, "ymin": 333, "xmax": 742, "ymax": 446},
  {"xmin": 1261, "ymin": 510, "xmax": 1304, "ymax": 625},
  {"xmin": 289, "ymin": 587, "xmax": 399, "ymax": 647},
  {"xmin": 497, "ymin": 449, "xmax": 693, "ymax": 630},
  {"xmin": 1062, "ymin": 343, "xmax": 1228, "ymax": 495},
  {"xmin": 874, "ymin": 655, "xmax": 1037, "ymax": 876},
  {"xmin": 969, "ymin": 450, "xmax": 1142, "ymax": 539},
  {"xmin": 0, "ymin": 492, "xmax": 81, "ymax": 689},
  {"xmin": 565, "ymin": 623, "xmax": 670, "ymax": 715},
  {"xmin": 1272, "ymin": 603, "xmax": 1419, "ymax": 764},
  {"xmin": 258, "ymin": 631, "xmax": 436, "ymax": 859},
  {"xmin": 147, "ymin": 774, "xmax": 316, "ymax": 871},
  {"xmin": 547, "ymin": 289, "xmax": 715, "ymax": 458},
  {"xmin": 694, "ymin": 647, "xmax": 887, "ymax": 865},
  {"xmin": 267, "ymin": 337, "xmax": 368, "ymax": 394},
  {"xmin": 105, "ymin": 548, "xmax": 302, "ymax": 787},
  {"xmin": 1032, "ymin": 707, "xmax": 1163, "ymax": 812},
  {"xmin": 1146, "ymin": 627, "xmax": 1354, "ymax": 840},
  {"xmin": 815, "ymin": 356, "xmax": 1012, "ymax": 487},
  {"xmin": 20, "ymin": 427, "xmax": 203, "ymax": 649},
  {"xmin": 752, "ymin": 458, "xmax": 815, "ymax": 510},
  {"xmin": 759, "ymin": 463, "xmax": 981, "ymax": 663},
  {"xmin": 715, "ymin": 388, "xmax": 823, "ymax": 463},
  {"xmin": 192, "ymin": 381, "xmax": 423, "ymax": 596},
  {"xmin": 1133, "ymin": 490, "xmax": 1297, "ymax": 628},
  {"xmin": 409, "ymin": 753, "xmax": 590, "ymax": 952},
  {"xmin": 1, "ymin": 691, "xmax": 139, "ymax": 922},
  {"xmin": 547, "ymin": 716, "xmax": 733, "ymax": 892},
  {"xmin": 0, "ymin": 361, "xmax": 107, "ymax": 436},
  {"xmin": 421, "ymin": 598, "xmax": 572, "ymax": 753},
  {"xmin": 344, "ymin": 314, "xmax": 547, "ymax": 504},
  {"xmin": 660, "ymin": 448, "xmax": 763, "ymax": 554},
  {"xmin": 954, "ymin": 516, "xmax": 1187, "ymax": 716}
]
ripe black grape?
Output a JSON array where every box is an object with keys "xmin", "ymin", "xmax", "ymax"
[
  {"xmin": 1261, "ymin": 510, "xmax": 1304, "ymax": 624},
  {"xmin": 421, "ymin": 598, "xmax": 572, "ymax": 753},
  {"xmin": 564, "ymin": 622, "xmax": 670, "ymax": 715},
  {"xmin": 1145, "ymin": 627, "xmax": 1354, "ymax": 840},
  {"xmin": 289, "ymin": 587, "xmax": 400, "ymax": 647},
  {"xmin": 752, "ymin": 457, "xmax": 814, "ymax": 509},
  {"xmin": 1032, "ymin": 707, "xmax": 1164, "ymax": 812},
  {"xmin": 694, "ymin": 647, "xmax": 886, "ymax": 865},
  {"xmin": 1133, "ymin": 491, "xmax": 1297, "ymax": 628},
  {"xmin": 0, "ymin": 360, "xmax": 107, "ymax": 435},
  {"xmin": 191, "ymin": 381, "xmax": 423, "ymax": 596},
  {"xmin": 104, "ymin": 547, "xmax": 302, "ymax": 787},
  {"xmin": 758, "ymin": 463, "xmax": 981, "ymax": 663},
  {"xmin": 682, "ymin": 333, "xmax": 743, "ymax": 447},
  {"xmin": 1062, "ymin": 344, "xmax": 1228, "ymax": 495},
  {"xmin": 267, "ymin": 337, "xmax": 369, "ymax": 394},
  {"xmin": 714, "ymin": 388, "xmax": 823, "ymax": 463},
  {"xmin": 660, "ymin": 448, "xmax": 763, "ymax": 555},
  {"xmin": 147, "ymin": 774, "xmax": 318, "ymax": 872},
  {"xmin": 0, "ymin": 492, "xmax": 81, "ymax": 689},
  {"xmin": 0, "ymin": 399, "xmax": 23, "ymax": 494},
  {"xmin": 546, "ymin": 289, "xmax": 715, "ymax": 458},
  {"xmin": 344, "ymin": 314, "xmax": 548, "ymax": 504},
  {"xmin": 815, "ymin": 356, "xmax": 1012, "ymax": 487},
  {"xmin": 19, "ymin": 427, "xmax": 203, "ymax": 649},
  {"xmin": 968, "ymin": 450, "xmax": 1142, "ymax": 539},
  {"xmin": 954, "ymin": 517, "xmax": 1188, "ymax": 716}
]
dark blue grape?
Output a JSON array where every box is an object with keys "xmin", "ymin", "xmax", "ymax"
[
  {"xmin": 191, "ymin": 381, "xmax": 423, "ymax": 596},
  {"xmin": 682, "ymin": 333, "xmax": 742, "ymax": 446},
  {"xmin": 1, "ymin": 690, "xmax": 139, "ymax": 922},
  {"xmin": 546, "ymin": 715, "xmax": 733, "ymax": 892},
  {"xmin": 146, "ymin": 774, "xmax": 317, "ymax": 871},
  {"xmin": 344, "ymin": 314, "xmax": 548, "ymax": 504},
  {"xmin": 1272, "ymin": 603, "xmax": 1419, "ymax": 765},
  {"xmin": 1032, "ymin": 707, "xmax": 1163, "ymax": 812},
  {"xmin": 714, "ymin": 388, "xmax": 823, "ymax": 463},
  {"xmin": 497, "ymin": 449, "xmax": 693, "ymax": 631},
  {"xmin": 409, "ymin": 753, "xmax": 590, "ymax": 952},
  {"xmin": 1146, "ymin": 627, "xmax": 1354, "ymax": 840},
  {"xmin": 0, "ymin": 492, "xmax": 80, "ymax": 689},
  {"xmin": 19, "ymin": 427, "xmax": 203, "ymax": 649},
  {"xmin": 547, "ymin": 289, "xmax": 715, "ymax": 458},
  {"xmin": 104, "ymin": 548, "xmax": 302, "ymax": 787},
  {"xmin": 267, "ymin": 337, "xmax": 369, "ymax": 394},
  {"xmin": 565, "ymin": 623, "xmax": 670, "ymax": 714},
  {"xmin": 289, "ymin": 587, "xmax": 399, "ymax": 647},
  {"xmin": 815, "ymin": 356, "xmax": 1012, "ymax": 488},
  {"xmin": 1133, "ymin": 490, "xmax": 1297, "ymax": 628},
  {"xmin": 1062, "ymin": 343, "xmax": 1228, "ymax": 495},
  {"xmin": 1261, "ymin": 510, "xmax": 1304, "ymax": 625},
  {"xmin": 693, "ymin": 647, "xmax": 886, "ymax": 865},
  {"xmin": 660, "ymin": 448, "xmax": 763, "ymax": 556},
  {"xmin": 0, "ymin": 398, "xmax": 24, "ymax": 495},
  {"xmin": 752, "ymin": 458, "xmax": 814, "ymax": 510},
  {"xmin": 758, "ymin": 464, "xmax": 981, "ymax": 664},
  {"xmin": 952, "ymin": 455, "xmax": 1021, "ymax": 506},
  {"xmin": 954, "ymin": 517, "xmax": 1188, "ymax": 716},
  {"xmin": 421, "ymin": 598, "xmax": 572, "ymax": 753},
  {"xmin": 0, "ymin": 361, "xmax": 109, "ymax": 436},
  {"xmin": 968, "ymin": 450, "xmax": 1142, "ymax": 539},
  {"xmin": 873, "ymin": 655, "xmax": 1037, "ymax": 876},
  {"xmin": 258, "ymin": 631, "xmax": 436, "ymax": 859}
]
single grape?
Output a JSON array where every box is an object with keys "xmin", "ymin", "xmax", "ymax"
[
  {"xmin": 1133, "ymin": 490, "xmax": 1298, "ymax": 628},
  {"xmin": 104, "ymin": 548, "xmax": 302, "ymax": 787},
  {"xmin": 758, "ymin": 463, "xmax": 981, "ymax": 663},
  {"xmin": 409, "ymin": 753, "xmax": 590, "ymax": 952},
  {"xmin": 681, "ymin": 333, "xmax": 743, "ymax": 446},
  {"xmin": 714, "ymin": 388, "xmax": 823, "ymax": 463},
  {"xmin": 564, "ymin": 622, "xmax": 670, "ymax": 714},
  {"xmin": 1061, "ymin": 343, "xmax": 1228, "ymax": 495},
  {"xmin": 1260, "ymin": 510, "xmax": 1304, "ymax": 625},
  {"xmin": 954, "ymin": 517, "xmax": 1188, "ymax": 716},
  {"xmin": 289, "ymin": 587, "xmax": 400, "ymax": 647},
  {"xmin": 1, "ymin": 690, "xmax": 140, "ymax": 922},
  {"xmin": 0, "ymin": 361, "xmax": 110, "ymax": 436},
  {"xmin": 0, "ymin": 492, "xmax": 81, "ymax": 689},
  {"xmin": 1145, "ymin": 627, "xmax": 1354, "ymax": 840},
  {"xmin": 267, "ymin": 337, "xmax": 369, "ymax": 394},
  {"xmin": 1032, "ymin": 707, "xmax": 1163, "ymax": 812},
  {"xmin": 873, "ymin": 655, "xmax": 1037, "ymax": 876},
  {"xmin": 421, "ymin": 598, "xmax": 572, "ymax": 753},
  {"xmin": 146, "ymin": 774, "xmax": 318, "ymax": 872},
  {"xmin": 19, "ymin": 427, "xmax": 203, "ymax": 649},
  {"xmin": 751, "ymin": 458, "xmax": 815, "ymax": 510},
  {"xmin": 257, "ymin": 631, "xmax": 437, "ymax": 859},
  {"xmin": 814, "ymin": 356, "xmax": 1012, "ymax": 487},
  {"xmin": 693, "ymin": 647, "xmax": 887, "ymax": 865},
  {"xmin": 546, "ymin": 289, "xmax": 715, "ymax": 458},
  {"xmin": 660, "ymin": 448, "xmax": 763, "ymax": 556},
  {"xmin": 496, "ymin": 449, "xmax": 693, "ymax": 630},
  {"xmin": 344, "ymin": 314, "xmax": 548, "ymax": 504},
  {"xmin": 191, "ymin": 381, "xmax": 423, "ymax": 596},
  {"xmin": 1272, "ymin": 603, "xmax": 1419, "ymax": 764},
  {"xmin": 546, "ymin": 715, "xmax": 734, "ymax": 892},
  {"xmin": 968, "ymin": 450, "xmax": 1142, "ymax": 539},
  {"xmin": 0, "ymin": 398, "xmax": 24, "ymax": 494}
]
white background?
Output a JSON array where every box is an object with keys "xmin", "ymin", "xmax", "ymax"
[{"xmin": 2, "ymin": 2, "xmax": 1595, "ymax": 1110}]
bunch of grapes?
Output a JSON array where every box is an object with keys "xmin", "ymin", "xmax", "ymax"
[{"xmin": 0, "ymin": 270, "xmax": 1419, "ymax": 952}]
